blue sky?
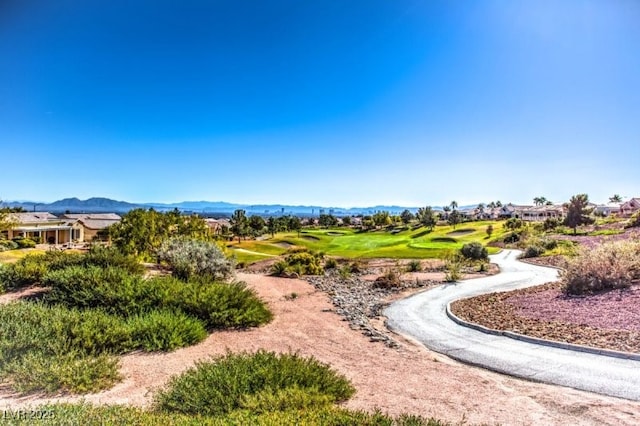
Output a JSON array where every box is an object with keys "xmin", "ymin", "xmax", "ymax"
[{"xmin": 2, "ymin": 1, "xmax": 639, "ymax": 207}]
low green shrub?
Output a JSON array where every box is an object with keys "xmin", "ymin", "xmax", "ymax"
[
  {"xmin": 270, "ymin": 260, "xmax": 290, "ymax": 277},
  {"xmin": 170, "ymin": 278, "xmax": 273, "ymax": 329},
  {"xmin": 43, "ymin": 266, "xmax": 150, "ymax": 316},
  {"xmin": 444, "ymin": 253, "xmax": 463, "ymax": 282},
  {"xmin": 626, "ymin": 212, "xmax": 640, "ymax": 228},
  {"xmin": 459, "ymin": 242, "xmax": 488, "ymax": 261},
  {"xmin": 13, "ymin": 237, "xmax": 37, "ymax": 249},
  {"xmin": 7, "ymin": 403, "xmax": 452, "ymax": 425},
  {"xmin": 0, "ymin": 239, "xmax": 18, "ymax": 250},
  {"xmin": 284, "ymin": 250, "xmax": 323, "ymax": 275},
  {"xmin": 127, "ymin": 310, "xmax": 207, "ymax": 351},
  {"xmin": 562, "ymin": 240, "xmax": 640, "ymax": 295},
  {"xmin": 406, "ymin": 259, "xmax": 422, "ymax": 272},
  {"xmin": 324, "ymin": 258, "xmax": 338, "ymax": 270},
  {"xmin": 374, "ymin": 268, "xmax": 402, "ymax": 288},
  {"xmin": 153, "ymin": 351, "xmax": 355, "ymax": 417},
  {"xmin": 521, "ymin": 245, "xmax": 545, "ymax": 258}
]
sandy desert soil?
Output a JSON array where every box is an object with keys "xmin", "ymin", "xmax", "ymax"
[{"xmin": 1, "ymin": 273, "xmax": 640, "ymax": 425}]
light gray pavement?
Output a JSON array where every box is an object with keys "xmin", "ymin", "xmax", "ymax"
[{"xmin": 384, "ymin": 249, "xmax": 640, "ymax": 401}]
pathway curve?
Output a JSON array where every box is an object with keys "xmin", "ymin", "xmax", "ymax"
[{"xmin": 384, "ymin": 249, "xmax": 640, "ymax": 401}]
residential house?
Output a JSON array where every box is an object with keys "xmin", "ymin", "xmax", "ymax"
[
  {"xmin": 515, "ymin": 205, "xmax": 565, "ymax": 222},
  {"xmin": 620, "ymin": 198, "xmax": 640, "ymax": 217},
  {"xmin": 593, "ymin": 203, "xmax": 622, "ymax": 217},
  {"xmin": 61, "ymin": 213, "xmax": 121, "ymax": 241},
  {"xmin": 3, "ymin": 212, "xmax": 83, "ymax": 245},
  {"xmin": 205, "ymin": 218, "xmax": 231, "ymax": 236}
]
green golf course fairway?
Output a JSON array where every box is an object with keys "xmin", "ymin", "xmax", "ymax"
[{"xmin": 227, "ymin": 221, "xmax": 506, "ymax": 264}]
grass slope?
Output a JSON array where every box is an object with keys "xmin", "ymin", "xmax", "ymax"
[{"xmin": 228, "ymin": 222, "xmax": 506, "ymax": 264}]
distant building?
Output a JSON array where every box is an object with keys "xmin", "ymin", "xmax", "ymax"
[{"xmin": 620, "ymin": 198, "xmax": 640, "ymax": 217}]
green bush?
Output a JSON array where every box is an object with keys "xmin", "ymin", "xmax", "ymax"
[
  {"xmin": 170, "ymin": 278, "xmax": 273, "ymax": 329},
  {"xmin": 284, "ymin": 250, "xmax": 324, "ymax": 275},
  {"xmin": 444, "ymin": 253, "xmax": 463, "ymax": 282},
  {"xmin": 459, "ymin": 242, "xmax": 488, "ymax": 261},
  {"xmin": 521, "ymin": 245, "xmax": 545, "ymax": 258},
  {"xmin": 563, "ymin": 240, "xmax": 640, "ymax": 295},
  {"xmin": 126, "ymin": 310, "xmax": 207, "ymax": 351},
  {"xmin": 43, "ymin": 266, "xmax": 150, "ymax": 316},
  {"xmin": 6, "ymin": 403, "xmax": 451, "ymax": 425},
  {"xmin": 324, "ymin": 257, "xmax": 338, "ymax": 270},
  {"xmin": 13, "ymin": 237, "xmax": 37, "ymax": 249},
  {"xmin": 0, "ymin": 302, "xmax": 122, "ymax": 394},
  {"xmin": 156, "ymin": 238, "xmax": 235, "ymax": 282},
  {"xmin": 270, "ymin": 260, "xmax": 290, "ymax": 277},
  {"xmin": 0, "ymin": 254, "xmax": 50, "ymax": 289},
  {"xmin": 0, "ymin": 239, "xmax": 18, "ymax": 250},
  {"xmin": 406, "ymin": 259, "xmax": 422, "ymax": 272},
  {"xmin": 153, "ymin": 351, "xmax": 356, "ymax": 416},
  {"xmin": 626, "ymin": 212, "xmax": 640, "ymax": 228}
]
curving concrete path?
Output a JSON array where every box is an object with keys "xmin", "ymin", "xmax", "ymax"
[{"xmin": 384, "ymin": 249, "xmax": 640, "ymax": 401}]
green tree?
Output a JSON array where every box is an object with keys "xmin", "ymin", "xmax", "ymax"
[
  {"xmin": 564, "ymin": 194, "xmax": 594, "ymax": 235},
  {"xmin": 442, "ymin": 205, "xmax": 451, "ymax": 220},
  {"xmin": 109, "ymin": 208, "xmax": 211, "ymax": 259},
  {"xmin": 609, "ymin": 194, "xmax": 623, "ymax": 203},
  {"xmin": 318, "ymin": 214, "xmax": 338, "ymax": 228},
  {"xmin": 486, "ymin": 224, "xmax": 494, "ymax": 238},
  {"xmin": 416, "ymin": 206, "xmax": 436, "ymax": 231},
  {"xmin": 341, "ymin": 215, "xmax": 352, "ymax": 226},
  {"xmin": 450, "ymin": 201, "xmax": 458, "ymax": 211},
  {"xmin": 448, "ymin": 210, "xmax": 461, "ymax": 229},
  {"xmin": 400, "ymin": 209, "xmax": 414, "ymax": 224},
  {"xmin": 288, "ymin": 216, "xmax": 302, "ymax": 237},
  {"xmin": 248, "ymin": 215, "xmax": 266, "ymax": 237},
  {"xmin": 267, "ymin": 217, "xmax": 278, "ymax": 237},
  {"xmin": 230, "ymin": 209, "xmax": 249, "ymax": 243},
  {"xmin": 372, "ymin": 211, "xmax": 391, "ymax": 228}
]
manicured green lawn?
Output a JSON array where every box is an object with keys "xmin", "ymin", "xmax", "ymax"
[{"xmin": 227, "ymin": 221, "xmax": 506, "ymax": 263}]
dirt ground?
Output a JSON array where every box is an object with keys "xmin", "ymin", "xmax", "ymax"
[{"xmin": 1, "ymin": 273, "xmax": 640, "ymax": 425}]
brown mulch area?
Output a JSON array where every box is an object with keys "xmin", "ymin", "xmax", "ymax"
[{"xmin": 451, "ymin": 281, "xmax": 640, "ymax": 354}]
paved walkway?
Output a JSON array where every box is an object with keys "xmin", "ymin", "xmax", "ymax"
[{"xmin": 384, "ymin": 249, "xmax": 640, "ymax": 401}]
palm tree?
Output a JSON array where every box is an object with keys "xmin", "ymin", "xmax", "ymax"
[
  {"xmin": 533, "ymin": 196, "xmax": 547, "ymax": 206},
  {"xmin": 450, "ymin": 201, "xmax": 458, "ymax": 211},
  {"xmin": 609, "ymin": 194, "xmax": 623, "ymax": 203},
  {"xmin": 477, "ymin": 203, "xmax": 485, "ymax": 219},
  {"xmin": 442, "ymin": 205, "xmax": 451, "ymax": 220}
]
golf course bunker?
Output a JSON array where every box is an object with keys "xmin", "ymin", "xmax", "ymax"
[
  {"xmin": 276, "ymin": 241, "xmax": 295, "ymax": 248},
  {"xmin": 303, "ymin": 235, "xmax": 320, "ymax": 241},
  {"xmin": 326, "ymin": 231, "xmax": 346, "ymax": 236},
  {"xmin": 446, "ymin": 228, "xmax": 475, "ymax": 236}
]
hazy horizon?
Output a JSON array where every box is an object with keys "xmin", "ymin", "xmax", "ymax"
[{"xmin": 2, "ymin": 1, "xmax": 638, "ymax": 206}]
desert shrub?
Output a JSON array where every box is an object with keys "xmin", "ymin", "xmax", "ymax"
[
  {"xmin": 43, "ymin": 266, "xmax": 150, "ymax": 316},
  {"xmin": 562, "ymin": 240, "xmax": 640, "ymax": 295},
  {"xmin": 503, "ymin": 231, "xmax": 521, "ymax": 244},
  {"xmin": 169, "ymin": 278, "xmax": 273, "ymax": 329},
  {"xmin": 126, "ymin": 310, "xmax": 207, "ymax": 351},
  {"xmin": 153, "ymin": 351, "xmax": 355, "ymax": 416},
  {"xmin": 348, "ymin": 260, "xmax": 364, "ymax": 273},
  {"xmin": 83, "ymin": 246, "xmax": 144, "ymax": 275},
  {"xmin": 284, "ymin": 250, "xmax": 323, "ymax": 275},
  {"xmin": 542, "ymin": 238, "xmax": 558, "ymax": 250},
  {"xmin": 521, "ymin": 245, "xmax": 545, "ymax": 258},
  {"xmin": 156, "ymin": 238, "xmax": 234, "ymax": 282},
  {"xmin": 270, "ymin": 260, "xmax": 290, "ymax": 277},
  {"xmin": 459, "ymin": 242, "xmax": 488, "ymax": 261},
  {"xmin": 0, "ymin": 239, "xmax": 18, "ymax": 250},
  {"xmin": 626, "ymin": 212, "xmax": 640, "ymax": 228},
  {"xmin": 374, "ymin": 267, "xmax": 402, "ymax": 288},
  {"xmin": 324, "ymin": 258, "xmax": 338, "ymax": 270},
  {"xmin": 444, "ymin": 253, "xmax": 463, "ymax": 282},
  {"xmin": 13, "ymin": 237, "xmax": 37, "ymax": 249},
  {"xmin": 0, "ymin": 254, "xmax": 50, "ymax": 289},
  {"xmin": 6, "ymin": 351, "xmax": 121, "ymax": 394},
  {"xmin": 543, "ymin": 217, "xmax": 561, "ymax": 231},
  {"xmin": 0, "ymin": 302, "xmax": 122, "ymax": 394},
  {"xmin": 338, "ymin": 264, "xmax": 352, "ymax": 279},
  {"xmin": 406, "ymin": 259, "xmax": 422, "ymax": 272},
  {"xmin": 11, "ymin": 403, "xmax": 450, "ymax": 425}
]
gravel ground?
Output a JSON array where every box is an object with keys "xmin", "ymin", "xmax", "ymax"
[{"xmin": 451, "ymin": 281, "xmax": 640, "ymax": 353}]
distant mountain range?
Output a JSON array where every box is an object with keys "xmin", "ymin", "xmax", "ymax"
[{"xmin": 2, "ymin": 197, "xmax": 482, "ymax": 217}]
